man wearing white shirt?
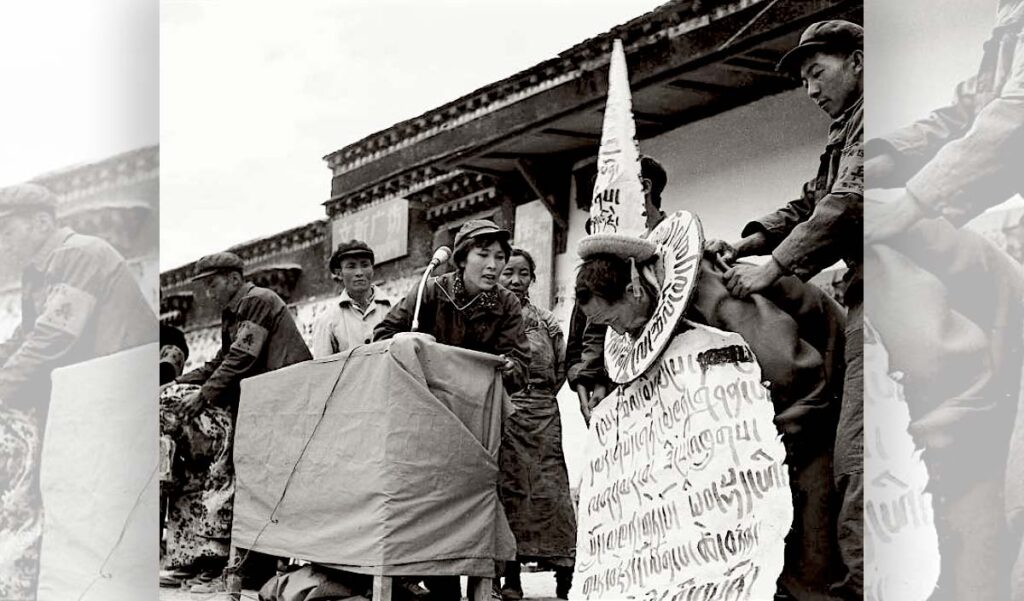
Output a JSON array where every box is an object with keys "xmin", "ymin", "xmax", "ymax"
[{"xmin": 311, "ymin": 240, "xmax": 391, "ymax": 358}]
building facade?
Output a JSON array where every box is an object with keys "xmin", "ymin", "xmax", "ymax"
[
  {"xmin": 161, "ymin": 0, "xmax": 862, "ymax": 478},
  {"xmin": 0, "ymin": 146, "xmax": 159, "ymax": 341}
]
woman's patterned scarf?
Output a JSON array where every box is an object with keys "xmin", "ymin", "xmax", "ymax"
[{"xmin": 451, "ymin": 271, "xmax": 500, "ymax": 313}]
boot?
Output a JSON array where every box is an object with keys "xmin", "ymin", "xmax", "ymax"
[
  {"xmin": 555, "ymin": 567, "xmax": 573, "ymax": 600},
  {"xmin": 500, "ymin": 561, "xmax": 523, "ymax": 600}
]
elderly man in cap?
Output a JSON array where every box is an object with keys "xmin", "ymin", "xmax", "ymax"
[
  {"xmin": 705, "ymin": 20, "xmax": 864, "ymax": 600},
  {"xmin": 168, "ymin": 251, "xmax": 311, "ymax": 593},
  {"xmin": 0, "ymin": 183, "xmax": 155, "ymax": 600},
  {"xmin": 311, "ymin": 240, "xmax": 391, "ymax": 359},
  {"xmin": 862, "ymin": 2, "xmax": 1024, "ymax": 598}
]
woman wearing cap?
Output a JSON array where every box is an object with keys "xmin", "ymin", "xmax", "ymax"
[
  {"xmin": 373, "ymin": 219, "xmax": 530, "ymax": 601},
  {"xmin": 373, "ymin": 219, "xmax": 529, "ymax": 394},
  {"xmin": 495, "ymin": 248, "xmax": 575, "ymax": 600}
]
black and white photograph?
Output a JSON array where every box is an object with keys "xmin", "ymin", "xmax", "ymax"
[
  {"xmin": 3, "ymin": 0, "xmax": 1024, "ymax": 599},
  {"xmin": 160, "ymin": 1, "xmax": 861, "ymax": 600},
  {"xmin": 0, "ymin": 1, "xmax": 159, "ymax": 600}
]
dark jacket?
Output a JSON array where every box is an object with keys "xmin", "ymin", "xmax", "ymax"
[
  {"xmin": 565, "ymin": 302, "xmax": 613, "ymax": 393},
  {"xmin": 866, "ymin": 7, "xmax": 1024, "ymax": 226},
  {"xmin": 178, "ymin": 283, "xmax": 311, "ymax": 409},
  {"xmin": 744, "ymin": 97, "xmax": 864, "ymax": 306},
  {"xmin": 0, "ymin": 227, "xmax": 156, "ymax": 404},
  {"xmin": 373, "ymin": 272, "xmax": 529, "ymax": 394}
]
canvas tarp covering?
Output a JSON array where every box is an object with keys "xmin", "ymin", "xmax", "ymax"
[
  {"xmin": 37, "ymin": 343, "xmax": 159, "ymax": 601},
  {"xmin": 231, "ymin": 334, "xmax": 516, "ymax": 576}
]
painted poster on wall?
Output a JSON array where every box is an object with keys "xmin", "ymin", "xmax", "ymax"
[{"xmin": 331, "ymin": 197, "xmax": 409, "ymax": 264}]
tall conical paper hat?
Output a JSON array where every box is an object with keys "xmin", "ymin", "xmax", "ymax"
[{"xmin": 577, "ymin": 39, "xmax": 704, "ymax": 384}]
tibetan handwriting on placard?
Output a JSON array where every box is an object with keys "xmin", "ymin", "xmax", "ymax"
[
  {"xmin": 574, "ymin": 323, "xmax": 792, "ymax": 600},
  {"xmin": 863, "ymin": 325, "xmax": 939, "ymax": 601}
]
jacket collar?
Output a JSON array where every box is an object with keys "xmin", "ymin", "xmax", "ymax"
[
  {"xmin": 225, "ymin": 282, "xmax": 255, "ymax": 314},
  {"xmin": 828, "ymin": 95, "xmax": 863, "ymax": 146},
  {"xmin": 338, "ymin": 285, "xmax": 387, "ymax": 308},
  {"xmin": 435, "ymin": 272, "xmax": 504, "ymax": 316},
  {"xmin": 27, "ymin": 227, "xmax": 75, "ymax": 273}
]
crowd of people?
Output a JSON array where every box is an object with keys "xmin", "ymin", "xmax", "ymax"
[
  {"xmin": 155, "ymin": 18, "xmax": 869, "ymax": 601},
  {"xmin": 0, "ymin": 3, "xmax": 1020, "ymax": 600}
]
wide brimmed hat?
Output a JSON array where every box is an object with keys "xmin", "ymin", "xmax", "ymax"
[
  {"xmin": 580, "ymin": 211, "xmax": 704, "ymax": 384},
  {"xmin": 576, "ymin": 40, "xmax": 704, "ymax": 383}
]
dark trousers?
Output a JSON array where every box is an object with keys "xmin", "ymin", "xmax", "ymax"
[{"xmin": 832, "ymin": 302, "xmax": 863, "ymax": 600}]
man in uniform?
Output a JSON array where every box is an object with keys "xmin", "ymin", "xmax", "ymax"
[
  {"xmin": 311, "ymin": 240, "xmax": 391, "ymax": 358},
  {"xmin": 0, "ymin": 182, "xmax": 156, "ymax": 600},
  {"xmin": 863, "ymin": 2, "xmax": 1024, "ymax": 597},
  {"xmin": 705, "ymin": 20, "xmax": 864, "ymax": 600},
  {"xmin": 176, "ymin": 252, "xmax": 311, "ymax": 416},
  {"xmin": 173, "ymin": 251, "xmax": 311, "ymax": 592}
]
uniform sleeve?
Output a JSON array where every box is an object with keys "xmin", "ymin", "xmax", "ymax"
[
  {"xmin": 177, "ymin": 348, "xmax": 223, "ymax": 385},
  {"xmin": 768, "ymin": 132, "xmax": 863, "ymax": 279},
  {"xmin": 0, "ymin": 248, "xmax": 103, "ymax": 400},
  {"xmin": 496, "ymin": 296, "xmax": 530, "ymax": 394},
  {"xmin": 902, "ymin": 73, "xmax": 1024, "ymax": 227},
  {"xmin": 865, "ymin": 75, "xmax": 986, "ymax": 187},
  {"xmin": 741, "ymin": 181, "xmax": 819, "ymax": 251},
  {"xmin": 868, "ymin": 47, "xmax": 1024, "ymax": 226},
  {"xmin": 372, "ymin": 286, "xmax": 419, "ymax": 341},
  {"xmin": 771, "ymin": 192, "xmax": 863, "ymax": 280},
  {"xmin": 310, "ymin": 308, "xmax": 338, "ymax": 358},
  {"xmin": 198, "ymin": 295, "xmax": 278, "ymax": 404}
]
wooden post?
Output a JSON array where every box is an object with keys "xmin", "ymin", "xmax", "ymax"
[
  {"xmin": 373, "ymin": 575, "xmax": 394, "ymax": 601},
  {"xmin": 224, "ymin": 545, "xmax": 243, "ymax": 601},
  {"xmin": 467, "ymin": 576, "xmax": 493, "ymax": 601}
]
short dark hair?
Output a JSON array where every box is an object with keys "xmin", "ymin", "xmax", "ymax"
[
  {"xmin": 160, "ymin": 324, "xmax": 189, "ymax": 360},
  {"xmin": 576, "ymin": 254, "xmax": 631, "ymax": 305},
  {"xmin": 508, "ymin": 247, "xmax": 536, "ymax": 279},
  {"xmin": 453, "ymin": 232, "xmax": 512, "ymax": 266},
  {"xmin": 640, "ymin": 156, "xmax": 667, "ymax": 209}
]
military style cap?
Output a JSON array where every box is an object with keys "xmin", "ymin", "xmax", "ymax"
[
  {"xmin": 453, "ymin": 219, "xmax": 511, "ymax": 254},
  {"xmin": 777, "ymin": 20, "xmax": 863, "ymax": 75},
  {"xmin": 329, "ymin": 239, "xmax": 375, "ymax": 271},
  {"xmin": 0, "ymin": 183, "xmax": 58, "ymax": 219},
  {"xmin": 191, "ymin": 251, "xmax": 245, "ymax": 281}
]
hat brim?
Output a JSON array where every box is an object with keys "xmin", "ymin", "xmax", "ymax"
[
  {"xmin": 776, "ymin": 41, "xmax": 829, "ymax": 75},
  {"xmin": 454, "ymin": 228, "xmax": 511, "ymax": 253},
  {"xmin": 597, "ymin": 210, "xmax": 705, "ymax": 384},
  {"xmin": 578, "ymin": 234, "xmax": 657, "ymax": 262},
  {"xmin": 329, "ymin": 250, "xmax": 375, "ymax": 271},
  {"xmin": 190, "ymin": 270, "xmax": 220, "ymax": 282},
  {"xmin": 190, "ymin": 267, "xmax": 241, "ymax": 282}
]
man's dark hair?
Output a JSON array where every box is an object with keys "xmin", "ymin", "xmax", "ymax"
[
  {"xmin": 453, "ymin": 233, "xmax": 512, "ymax": 266},
  {"xmin": 575, "ymin": 254, "xmax": 631, "ymax": 305},
  {"xmin": 640, "ymin": 156, "xmax": 667, "ymax": 209},
  {"xmin": 509, "ymin": 247, "xmax": 536, "ymax": 279},
  {"xmin": 160, "ymin": 324, "xmax": 190, "ymax": 359}
]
